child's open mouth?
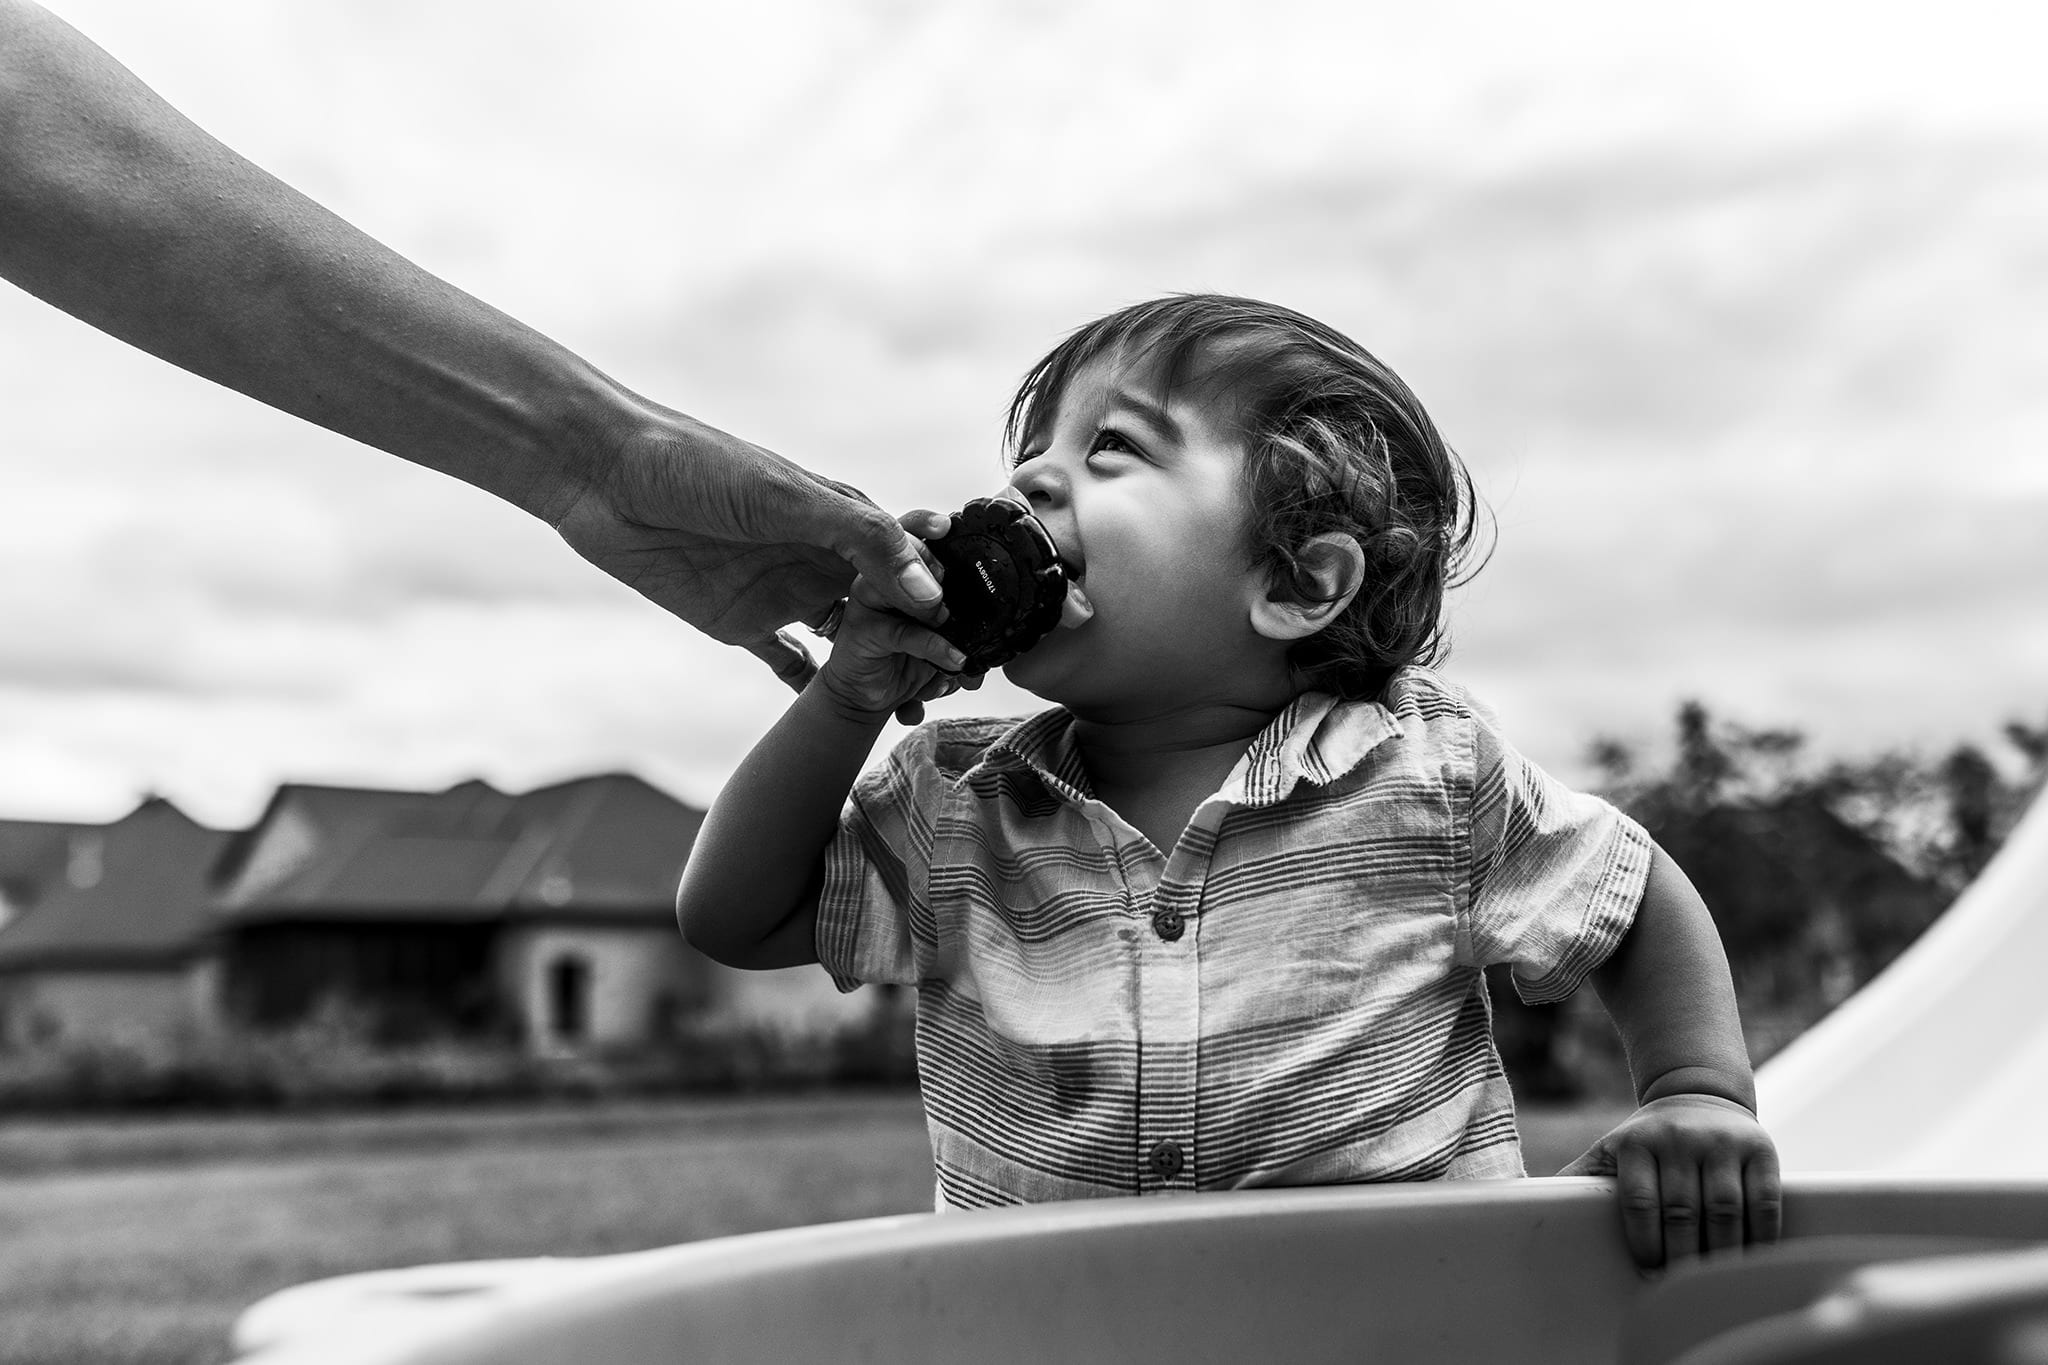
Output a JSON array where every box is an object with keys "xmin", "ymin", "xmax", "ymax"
[
  {"xmin": 1054, "ymin": 550, "xmax": 1093, "ymax": 628},
  {"xmin": 985, "ymin": 488, "xmax": 1092, "ymax": 632}
]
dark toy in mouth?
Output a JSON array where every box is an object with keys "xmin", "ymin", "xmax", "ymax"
[{"xmin": 921, "ymin": 496, "xmax": 1071, "ymax": 672}]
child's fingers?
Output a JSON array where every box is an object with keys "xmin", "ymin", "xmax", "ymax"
[
  {"xmin": 1701, "ymin": 1153, "xmax": 1747, "ymax": 1255},
  {"xmin": 1554, "ymin": 1138, "xmax": 1612, "ymax": 1177},
  {"xmin": 858, "ymin": 614, "xmax": 967, "ymax": 674},
  {"xmin": 1614, "ymin": 1144, "xmax": 1665, "ymax": 1271},
  {"xmin": 888, "ymin": 668, "xmax": 971, "ymax": 727},
  {"xmin": 1744, "ymin": 1150, "xmax": 1784, "ymax": 1245},
  {"xmin": 1658, "ymin": 1157, "xmax": 1704, "ymax": 1266}
]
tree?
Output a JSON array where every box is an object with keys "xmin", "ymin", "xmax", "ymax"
[{"xmin": 1529, "ymin": 702, "xmax": 2048, "ymax": 1095}]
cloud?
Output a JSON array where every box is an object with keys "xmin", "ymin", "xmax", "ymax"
[
  {"xmin": 8, "ymin": 0, "xmax": 2045, "ymax": 825},
  {"xmin": 0, "ymin": 445, "xmax": 621, "ymax": 703},
  {"xmin": 1453, "ymin": 475, "xmax": 2048, "ymax": 780},
  {"xmin": 0, "ymin": 595, "xmax": 755, "ymax": 824}
]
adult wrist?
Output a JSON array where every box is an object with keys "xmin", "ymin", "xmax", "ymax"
[{"xmin": 498, "ymin": 349, "xmax": 650, "ymax": 528}]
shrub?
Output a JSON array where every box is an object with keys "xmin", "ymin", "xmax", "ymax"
[{"xmin": 0, "ymin": 997, "xmax": 918, "ymax": 1113}]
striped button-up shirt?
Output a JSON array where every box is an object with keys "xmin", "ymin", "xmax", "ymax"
[{"xmin": 817, "ymin": 668, "xmax": 1651, "ymax": 1209}]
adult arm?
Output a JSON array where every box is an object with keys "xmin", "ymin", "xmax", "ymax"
[
  {"xmin": 0, "ymin": 0, "xmax": 940, "ymax": 684},
  {"xmin": 1562, "ymin": 845, "xmax": 1783, "ymax": 1268}
]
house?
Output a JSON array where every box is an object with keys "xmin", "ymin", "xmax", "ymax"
[
  {"xmin": 213, "ymin": 774, "xmax": 710, "ymax": 1048},
  {"xmin": 0, "ymin": 776, "xmax": 875, "ymax": 1055},
  {"xmin": 0, "ymin": 798, "xmax": 231, "ymax": 1048}
]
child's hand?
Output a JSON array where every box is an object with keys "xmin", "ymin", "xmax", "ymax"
[
  {"xmin": 1557, "ymin": 1093, "xmax": 1782, "ymax": 1273},
  {"xmin": 815, "ymin": 510, "xmax": 979, "ymax": 723}
]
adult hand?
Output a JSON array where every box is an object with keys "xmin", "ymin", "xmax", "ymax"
[
  {"xmin": 1558, "ymin": 1092, "xmax": 1783, "ymax": 1273},
  {"xmin": 553, "ymin": 415, "xmax": 946, "ymax": 691}
]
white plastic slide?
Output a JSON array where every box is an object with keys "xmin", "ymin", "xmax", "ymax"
[
  {"xmin": 226, "ymin": 1178, "xmax": 2048, "ymax": 1365},
  {"xmin": 1756, "ymin": 790, "xmax": 2048, "ymax": 1175}
]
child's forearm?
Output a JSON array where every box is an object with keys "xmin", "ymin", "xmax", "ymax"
[
  {"xmin": 1591, "ymin": 845, "xmax": 1757, "ymax": 1111},
  {"xmin": 676, "ymin": 682, "xmax": 891, "ymax": 968}
]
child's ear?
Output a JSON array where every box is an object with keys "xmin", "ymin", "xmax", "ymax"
[{"xmin": 1250, "ymin": 533, "xmax": 1366, "ymax": 642}]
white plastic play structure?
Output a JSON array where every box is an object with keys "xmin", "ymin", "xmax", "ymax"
[
  {"xmin": 1755, "ymin": 789, "xmax": 2048, "ymax": 1176},
  {"xmin": 230, "ymin": 794, "xmax": 2048, "ymax": 1365}
]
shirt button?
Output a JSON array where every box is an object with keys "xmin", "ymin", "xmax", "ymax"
[
  {"xmin": 1148, "ymin": 1139, "xmax": 1185, "ymax": 1180},
  {"xmin": 1151, "ymin": 908, "xmax": 1184, "ymax": 941}
]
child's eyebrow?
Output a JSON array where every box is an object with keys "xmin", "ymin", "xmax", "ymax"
[{"xmin": 1105, "ymin": 389, "xmax": 1183, "ymax": 446}]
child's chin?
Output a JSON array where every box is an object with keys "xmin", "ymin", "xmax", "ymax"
[{"xmin": 1000, "ymin": 649, "xmax": 1064, "ymax": 701}]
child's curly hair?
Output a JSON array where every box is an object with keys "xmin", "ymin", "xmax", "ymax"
[{"xmin": 1004, "ymin": 294, "xmax": 1489, "ymax": 701}]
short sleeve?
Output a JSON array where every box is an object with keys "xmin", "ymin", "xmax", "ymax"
[
  {"xmin": 1464, "ymin": 707, "xmax": 1653, "ymax": 1005},
  {"xmin": 814, "ymin": 724, "xmax": 947, "ymax": 991}
]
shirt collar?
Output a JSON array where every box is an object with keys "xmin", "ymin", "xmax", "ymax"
[
  {"xmin": 977, "ymin": 707, "xmax": 1093, "ymax": 803},
  {"xmin": 972, "ymin": 693, "xmax": 1405, "ymax": 809},
  {"xmin": 1221, "ymin": 691, "xmax": 1406, "ymax": 807}
]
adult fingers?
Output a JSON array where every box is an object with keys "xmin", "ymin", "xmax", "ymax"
[
  {"xmin": 899, "ymin": 507, "xmax": 952, "ymax": 541},
  {"xmin": 1702, "ymin": 1151, "xmax": 1747, "ymax": 1255},
  {"xmin": 822, "ymin": 493, "xmax": 945, "ymax": 622},
  {"xmin": 1659, "ymin": 1155, "xmax": 1704, "ymax": 1267},
  {"xmin": 1745, "ymin": 1149, "xmax": 1785, "ymax": 1246},
  {"xmin": 748, "ymin": 629, "xmax": 820, "ymax": 693},
  {"xmin": 803, "ymin": 597, "xmax": 847, "ymax": 637},
  {"xmin": 917, "ymin": 671, "xmax": 962, "ymax": 702},
  {"xmin": 1614, "ymin": 1144, "xmax": 1664, "ymax": 1271}
]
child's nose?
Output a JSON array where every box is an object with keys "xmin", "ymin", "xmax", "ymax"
[{"xmin": 1008, "ymin": 451, "xmax": 1067, "ymax": 508}]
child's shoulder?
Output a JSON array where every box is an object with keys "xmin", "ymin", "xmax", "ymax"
[{"xmin": 1374, "ymin": 664, "xmax": 1498, "ymax": 731}]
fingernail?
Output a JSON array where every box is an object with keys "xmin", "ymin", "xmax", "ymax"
[
  {"xmin": 944, "ymin": 648, "xmax": 968, "ymax": 670},
  {"xmin": 900, "ymin": 563, "xmax": 943, "ymax": 604}
]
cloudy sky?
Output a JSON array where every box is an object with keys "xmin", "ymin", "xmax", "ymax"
[{"xmin": 4, "ymin": 0, "xmax": 2044, "ymax": 827}]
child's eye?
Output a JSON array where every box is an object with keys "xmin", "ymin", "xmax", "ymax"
[{"xmin": 1088, "ymin": 428, "xmax": 1143, "ymax": 460}]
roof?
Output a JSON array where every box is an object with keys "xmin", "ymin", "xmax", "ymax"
[
  {"xmin": 0, "ymin": 816, "xmax": 96, "ymax": 921},
  {"xmin": 0, "ymin": 799, "xmax": 231, "ymax": 970},
  {"xmin": 215, "ymin": 774, "xmax": 703, "ymax": 923},
  {"xmin": 0, "ymin": 775, "xmax": 708, "ymax": 964},
  {"xmin": 503, "ymin": 774, "xmax": 707, "ymax": 912},
  {"xmin": 0, "ymin": 817, "xmax": 94, "ymax": 876}
]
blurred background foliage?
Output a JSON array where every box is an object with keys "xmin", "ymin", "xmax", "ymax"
[
  {"xmin": 1492, "ymin": 699, "xmax": 2048, "ymax": 1102},
  {"xmin": 0, "ymin": 991, "xmax": 919, "ymax": 1113}
]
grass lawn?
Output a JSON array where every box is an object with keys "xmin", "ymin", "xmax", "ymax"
[{"xmin": 0, "ymin": 1092, "xmax": 1629, "ymax": 1365}]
